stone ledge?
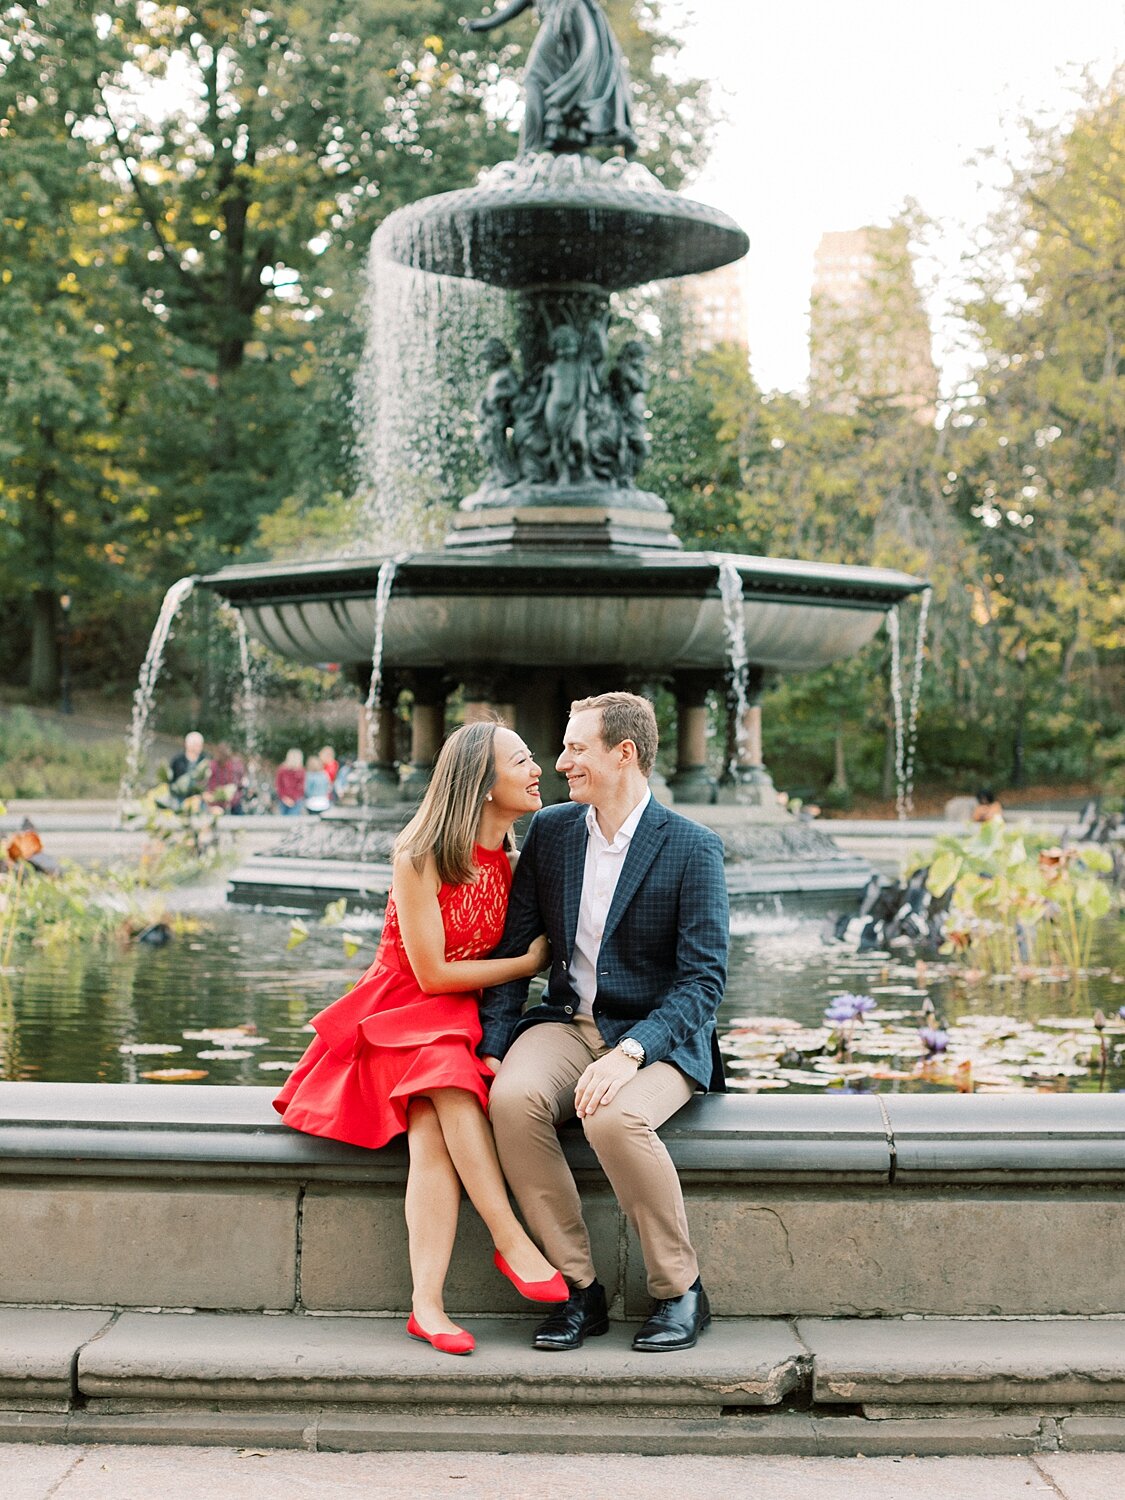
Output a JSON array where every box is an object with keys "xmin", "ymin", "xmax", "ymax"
[
  {"xmin": 801, "ymin": 1318, "xmax": 1125, "ymax": 1406},
  {"xmin": 7, "ymin": 1085, "xmax": 1125, "ymax": 1185}
]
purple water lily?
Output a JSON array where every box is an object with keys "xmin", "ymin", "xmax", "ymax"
[
  {"xmin": 918, "ymin": 1025, "xmax": 949, "ymax": 1055},
  {"xmin": 824, "ymin": 993, "xmax": 877, "ymax": 1024}
]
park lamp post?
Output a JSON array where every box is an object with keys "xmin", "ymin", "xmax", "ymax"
[{"xmin": 59, "ymin": 592, "xmax": 73, "ymax": 716}]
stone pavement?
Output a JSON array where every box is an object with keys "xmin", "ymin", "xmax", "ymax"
[{"xmin": 6, "ymin": 1444, "xmax": 1125, "ymax": 1499}]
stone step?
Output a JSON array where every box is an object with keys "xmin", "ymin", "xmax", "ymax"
[
  {"xmin": 800, "ymin": 1317, "xmax": 1125, "ymax": 1407},
  {"xmin": 4, "ymin": 1311, "xmax": 1124, "ymax": 1456}
]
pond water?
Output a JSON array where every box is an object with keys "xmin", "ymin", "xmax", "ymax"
[{"xmin": 4, "ymin": 903, "xmax": 1123, "ymax": 1094}]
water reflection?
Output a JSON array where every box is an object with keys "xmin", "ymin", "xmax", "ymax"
[{"xmin": 2, "ymin": 906, "xmax": 1122, "ymax": 1093}]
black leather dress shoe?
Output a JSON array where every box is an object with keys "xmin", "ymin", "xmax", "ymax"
[
  {"xmin": 532, "ymin": 1279, "xmax": 609, "ymax": 1351},
  {"xmin": 632, "ymin": 1277, "xmax": 711, "ymax": 1352}
]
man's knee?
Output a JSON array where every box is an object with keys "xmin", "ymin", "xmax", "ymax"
[
  {"xmin": 581, "ymin": 1094, "xmax": 646, "ymax": 1154},
  {"xmin": 488, "ymin": 1065, "xmax": 551, "ymax": 1128}
]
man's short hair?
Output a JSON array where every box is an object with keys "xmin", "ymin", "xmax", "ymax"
[{"xmin": 570, "ymin": 691, "xmax": 658, "ymax": 776}]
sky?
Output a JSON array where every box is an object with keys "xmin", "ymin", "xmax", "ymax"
[{"xmin": 659, "ymin": 0, "xmax": 1125, "ymax": 397}]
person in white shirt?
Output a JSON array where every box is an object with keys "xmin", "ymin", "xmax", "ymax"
[{"xmin": 481, "ymin": 691, "xmax": 729, "ymax": 1353}]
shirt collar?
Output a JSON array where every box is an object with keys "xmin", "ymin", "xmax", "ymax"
[{"xmin": 585, "ymin": 789, "xmax": 651, "ymax": 851}]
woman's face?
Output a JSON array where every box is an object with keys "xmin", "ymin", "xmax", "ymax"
[{"xmin": 488, "ymin": 727, "xmax": 542, "ymax": 816}]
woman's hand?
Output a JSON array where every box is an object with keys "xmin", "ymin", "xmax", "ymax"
[{"xmin": 524, "ymin": 932, "xmax": 550, "ymax": 974}]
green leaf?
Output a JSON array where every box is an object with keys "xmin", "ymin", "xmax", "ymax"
[
  {"xmin": 286, "ymin": 918, "xmax": 309, "ymax": 950},
  {"xmin": 927, "ymin": 850, "xmax": 962, "ymax": 896}
]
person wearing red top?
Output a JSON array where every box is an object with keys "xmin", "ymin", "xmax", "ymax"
[
  {"xmin": 318, "ymin": 744, "xmax": 339, "ymax": 786},
  {"xmin": 274, "ymin": 748, "xmax": 305, "ymax": 815},
  {"xmin": 274, "ymin": 722, "xmax": 565, "ymax": 1355}
]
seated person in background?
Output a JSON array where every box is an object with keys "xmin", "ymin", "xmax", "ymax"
[
  {"xmin": 275, "ymin": 748, "xmax": 306, "ymax": 816},
  {"xmin": 972, "ymin": 786, "xmax": 1003, "ymax": 824},
  {"xmin": 166, "ymin": 731, "xmax": 210, "ymax": 806},
  {"xmin": 319, "ymin": 744, "xmax": 339, "ymax": 793},
  {"xmin": 304, "ymin": 753, "xmax": 333, "ymax": 815},
  {"xmin": 206, "ymin": 743, "xmax": 247, "ymax": 814}
]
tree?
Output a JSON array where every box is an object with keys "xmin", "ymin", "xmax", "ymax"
[{"xmin": 950, "ymin": 71, "xmax": 1124, "ymax": 785}]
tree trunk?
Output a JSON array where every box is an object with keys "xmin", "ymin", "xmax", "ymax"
[
  {"xmin": 28, "ymin": 588, "xmax": 60, "ymax": 701},
  {"xmin": 829, "ymin": 724, "xmax": 849, "ymax": 793}
]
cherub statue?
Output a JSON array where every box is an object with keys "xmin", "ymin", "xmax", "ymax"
[
  {"xmin": 610, "ymin": 339, "xmax": 651, "ymax": 481},
  {"xmin": 475, "ymin": 338, "xmax": 522, "ymax": 487},
  {"xmin": 464, "ymin": 0, "xmax": 637, "ymax": 158},
  {"xmin": 542, "ymin": 323, "xmax": 594, "ymax": 482}
]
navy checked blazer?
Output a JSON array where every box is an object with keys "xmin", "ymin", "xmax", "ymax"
[{"xmin": 479, "ymin": 797, "xmax": 729, "ymax": 1092}]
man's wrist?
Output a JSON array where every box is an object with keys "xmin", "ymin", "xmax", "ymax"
[{"xmin": 617, "ymin": 1037, "xmax": 645, "ymax": 1065}]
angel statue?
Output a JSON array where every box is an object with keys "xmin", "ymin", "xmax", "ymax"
[{"xmin": 464, "ymin": 0, "xmax": 638, "ymax": 157}]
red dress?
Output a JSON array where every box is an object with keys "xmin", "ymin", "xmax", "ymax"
[{"xmin": 273, "ymin": 843, "xmax": 512, "ymax": 1150}]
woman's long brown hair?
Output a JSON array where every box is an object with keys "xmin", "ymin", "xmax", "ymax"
[{"xmin": 392, "ymin": 720, "xmax": 513, "ymax": 885}]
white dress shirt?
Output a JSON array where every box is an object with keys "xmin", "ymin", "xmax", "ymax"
[{"xmin": 570, "ymin": 791, "xmax": 651, "ymax": 1016}]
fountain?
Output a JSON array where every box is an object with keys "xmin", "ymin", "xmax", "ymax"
[{"xmin": 200, "ymin": 3, "xmax": 925, "ymax": 907}]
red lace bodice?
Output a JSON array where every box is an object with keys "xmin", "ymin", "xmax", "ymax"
[{"xmin": 379, "ymin": 842, "xmax": 513, "ymax": 967}]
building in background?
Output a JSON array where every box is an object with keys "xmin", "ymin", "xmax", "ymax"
[
  {"xmin": 809, "ymin": 226, "xmax": 938, "ymax": 423},
  {"xmin": 681, "ymin": 260, "xmax": 750, "ymax": 356}
]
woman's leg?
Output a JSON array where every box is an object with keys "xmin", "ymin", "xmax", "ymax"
[
  {"xmin": 427, "ymin": 1087, "xmax": 560, "ymax": 1283},
  {"xmin": 405, "ymin": 1098, "xmax": 465, "ymax": 1335}
]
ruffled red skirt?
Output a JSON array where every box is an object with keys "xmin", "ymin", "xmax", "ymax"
[{"xmin": 272, "ymin": 944, "xmax": 494, "ymax": 1150}]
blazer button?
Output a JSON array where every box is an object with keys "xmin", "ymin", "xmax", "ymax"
[
  {"xmin": 561, "ymin": 961, "xmax": 567, "ymax": 970},
  {"xmin": 564, "ymin": 1006, "xmax": 574, "ymax": 1015}
]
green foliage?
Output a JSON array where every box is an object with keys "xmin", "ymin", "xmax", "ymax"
[
  {"xmin": 925, "ymin": 820, "xmax": 1117, "ymax": 974},
  {"xmin": 0, "ymin": 708, "xmax": 123, "ymax": 797}
]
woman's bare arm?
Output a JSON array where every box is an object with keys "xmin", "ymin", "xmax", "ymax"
[
  {"xmin": 393, "ymin": 851, "xmax": 548, "ymax": 995},
  {"xmin": 463, "ymin": 0, "xmax": 533, "ymax": 35}
]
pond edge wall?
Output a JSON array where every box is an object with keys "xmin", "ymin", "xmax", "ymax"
[{"xmin": 2, "ymin": 1085, "xmax": 1123, "ymax": 1319}]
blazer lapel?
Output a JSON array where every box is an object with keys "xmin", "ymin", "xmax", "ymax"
[
  {"xmin": 560, "ymin": 806, "xmax": 588, "ymax": 954},
  {"xmin": 602, "ymin": 799, "xmax": 668, "ymax": 945}
]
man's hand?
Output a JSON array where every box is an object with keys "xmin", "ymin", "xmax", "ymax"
[{"xmin": 574, "ymin": 1049, "xmax": 640, "ymax": 1117}]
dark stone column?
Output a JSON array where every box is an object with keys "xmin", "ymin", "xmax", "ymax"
[
  {"xmin": 400, "ymin": 670, "xmax": 447, "ymax": 799},
  {"xmin": 668, "ymin": 670, "xmax": 719, "ymax": 804},
  {"xmin": 718, "ymin": 667, "xmax": 779, "ymax": 808}
]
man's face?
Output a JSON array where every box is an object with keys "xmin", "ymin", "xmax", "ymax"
[
  {"xmin": 185, "ymin": 733, "xmax": 204, "ymax": 759},
  {"xmin": 556, "ymin": 709, "xmax": 625, "ymax": 807}
]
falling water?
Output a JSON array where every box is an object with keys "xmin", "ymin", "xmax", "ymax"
[
  {"xmin": 118, "ymin": 575, "xmax": 198, "ymax": 807},
  {"xmin": 360, "ymin": 557, "xmax": 402, "ymax": 761},
  {"xmin": 353, "ymin": 252, "xmax": 511, "ymax": 550},
  {"xmin": 216, "ymin": 601, "xmax": 263, "ymax": 782},
  {"xmin": 886, "ymin": 588, "xmax": 932, "ymax": 819},
  {"xmin": 717, "ymin": 558, "xmax": 751, "ymax": 772}
]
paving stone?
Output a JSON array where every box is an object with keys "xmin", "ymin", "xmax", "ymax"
[
  {"xmin": 76, "ymin": 1311, "xmax": 803, "ymax": 1408},
  {"xmin": 800, "ymin": 1317, "xmax": 1125, "ymax": 1404},
  {"xmin": 0, "ymin": 1310, "xmax": 113, "ymax": 1399},
  {"xmin": 0, "ymin": 1442, "xmax": 80, "ymax": 1500},
  {"xmin": 0, "ymin": 1446, "xmax": 1065, "ymax": 1499},
  {"xmin": 1036, "ymin": 1452, "xmax": 1125, "ymax": 1497}
]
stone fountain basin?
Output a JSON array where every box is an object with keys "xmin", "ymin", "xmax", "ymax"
[
  {"xmin": 202, "ymin": 550, "xmax": 924, "ymax": 674},
  {"xmin": 372, "ymin": 155, "xmax": 749, "ymax": 291}
]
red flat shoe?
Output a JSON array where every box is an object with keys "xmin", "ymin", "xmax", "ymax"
[
  {"xmin": 493, "ymin": 1250, "xmax": 569, "ymax": 1303},
  {"xmin": 406, "ymin": 1313, "xmax": 474, "ymax": 1356}
]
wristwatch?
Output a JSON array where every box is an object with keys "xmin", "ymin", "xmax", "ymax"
[{"xmin": 617, "ymin": 1038, "xmax": 645, "ymax": 1065}]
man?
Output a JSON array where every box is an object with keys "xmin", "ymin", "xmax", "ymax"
[
  {"xmin": 480, "ymin": 691, "xmax": 728, "ymax": 1353},
  {"xmin": 166, "ymin": 730, "xmax": 210, "ymax": 807}
]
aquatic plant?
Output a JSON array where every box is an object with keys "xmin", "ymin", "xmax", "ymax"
[{"xmin": 925, "ymin": 820, "xmax": 1116, "ymax": 976}]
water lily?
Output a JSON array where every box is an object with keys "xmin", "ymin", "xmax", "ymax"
[
  {"xmin": 824, "ymin": 993, "xmax": 877, "ymax": 1023},
  {"xmin": 918, "ymin": 1026, "xmax": 949, "ymax": 1054}
]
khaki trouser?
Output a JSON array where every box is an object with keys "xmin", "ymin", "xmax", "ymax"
[{"xmin": 489, "ymin": 1015, "xmax": 699, "ymax": 1298}]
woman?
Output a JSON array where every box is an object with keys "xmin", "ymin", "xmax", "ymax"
[
  {"xmin": 303, "ymin": 753, "xmax": 332, "ymax": 815},
  {"xmin": 274, "ymin": 722, "xmax": 565, "ymax": 1355},
  {"xmin": 275, "ymin": 748, "xmax": 305, "ymax": 815},
  {"xmin": 465, "ymin": 0, "xmax": 637, "ymax": 157}
]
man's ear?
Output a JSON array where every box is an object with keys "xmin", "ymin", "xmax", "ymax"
[{"xmin": 618, "ymin": 739, "xmax": 638, "ymax": 767}]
